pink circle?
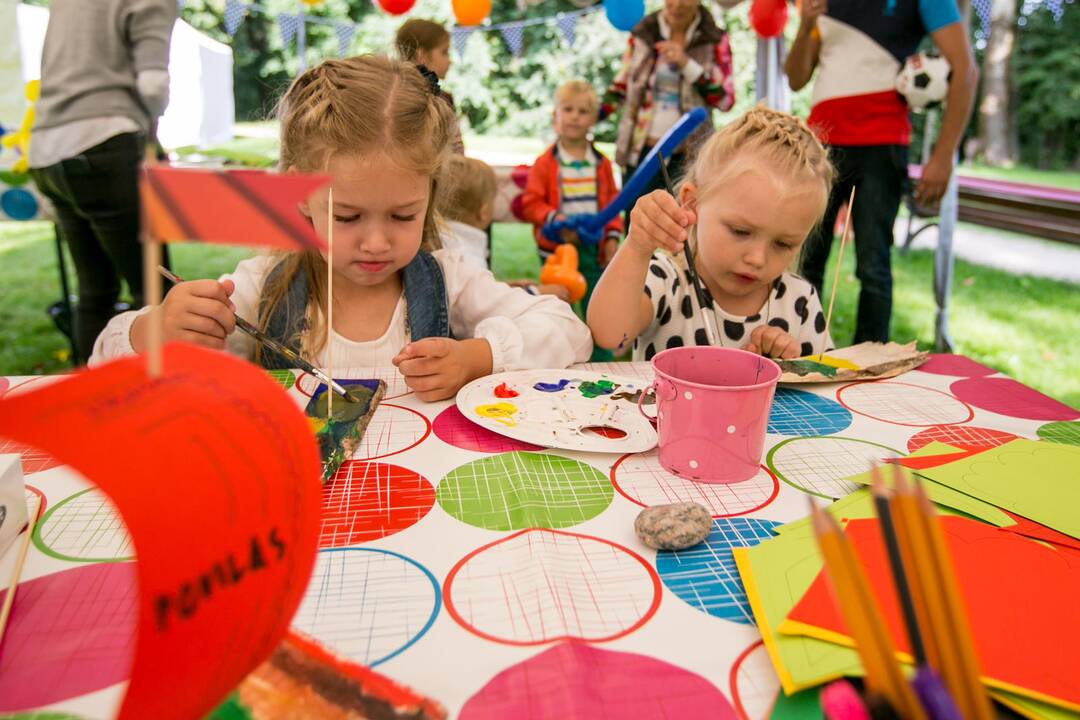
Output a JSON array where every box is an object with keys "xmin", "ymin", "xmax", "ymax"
[
  {"xmin": 0, "ymin": 437, "xmax": 62, "ymax": 475},
  {"xmin": 432, "ymin": 405, "xmax": 541, "ymax": 453},
  {"xmin": 918, "ymin": 354, "xmax": 997, "ymax": 378},
  {"xmin": 0, "ymin": 562, "xmax": 136, "ymax": 712},
  {"xmin": 611, "ymin": 452, "xmax": 779, "ymax": 518},
  {"xmin": 319, "ymin": 461, "xmax": 435, "ymax": 548},
  {"xmin": 907, "ymin": 425, "xmax": 1020, "ymax": 453},
  {"xmin": 460, "ymin": 642, "xmax": 736, "ymax": 719},
  {"xmin": 951, "ymin": 377, "xmax": 1080, "ymax": 422}
]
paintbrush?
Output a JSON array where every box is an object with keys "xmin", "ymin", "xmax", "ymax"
[
  {"xmin": 657, "ymin": 152, "xmax": 719, "ymax": 346},
  {"xmin": 156, "ymin": 266, "xmax": 362, "ymax": 403}
]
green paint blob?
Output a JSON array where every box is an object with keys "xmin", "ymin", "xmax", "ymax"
[
  {"xmin": 777, "ymin": 359, "xmax": 838, "ymax": 377},
  {"xmin": 437, "ymin": 452, "xmax": 613, "ymax": 531},
  {"xmin": 578, "ymin": 380, "xmax": 617, "ymax": 398},
  {"xmin": 1037, "ymin": 421, "xmax": 1080, "ymax": 447}
]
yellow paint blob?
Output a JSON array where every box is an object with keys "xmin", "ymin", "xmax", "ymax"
[
  {"xmin": 475, "ymin": 402, "xmax": 518, "ymax": 427},
  {"xmin": 812, "ymin": 355, "xmax": 860, "ymax": 370}
]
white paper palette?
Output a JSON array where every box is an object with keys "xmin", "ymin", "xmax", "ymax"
[{"xmin": 456, "ymin": 370, "xmax": 659, "ymax": 453}]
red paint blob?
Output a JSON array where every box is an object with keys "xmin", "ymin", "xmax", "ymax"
[{"xmin": 494, "ymin": 382, "xmax": 519, "ymax": 398}]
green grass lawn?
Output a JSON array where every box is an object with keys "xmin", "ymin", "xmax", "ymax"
[{"xmin": 2, "ymin": 219, "xmax": 1077, "ymax": 408}]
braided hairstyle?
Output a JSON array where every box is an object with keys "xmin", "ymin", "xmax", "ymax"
[
  {"xmin": 258, "ymin": 55, "xmax": 454, "ymax": 363},
  {"xmin": 683, "ymin": 104, "xmax": 835, "ymax": 219}
]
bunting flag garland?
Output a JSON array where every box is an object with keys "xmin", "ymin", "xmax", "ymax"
[
  {"xmin": 451, "ymin": 26, "xmax": 475, "ymax": 57},
  {"xmin": 223, "ymin": 0, "xmax": 248, "ymax": 37},
  {"xmin": 500, "ymin": 24, "xmax": 525, "ymax": 56},
  {"xmin": 277, "ymin": 12, "xmax": 301, "ymax": 44},
  {"xmin": 335, "ymin": 22, "xmax": 357, "ymax": 57},
  {"xmin": 556, "ymin": 13, "xmax": 577, "ymax": 47}
]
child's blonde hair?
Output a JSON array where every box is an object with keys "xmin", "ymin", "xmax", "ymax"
[
  {"xmin": 395, "ymin": 19, "xmax": 450, "ymax": 62},
  {"xmin": 442, "ymin": 156, "xmax": 496, "ymax": 225},
  {"xmin": 554, "ymin": 80, "xmax": 599, "ymax": 116},
  {"xmin": 260, "ymin": 54, "xmax": 454, "ymax": 362},
  {"xmin": 684, "ymin": 105, "xmax": 834, "ymax": 218}
]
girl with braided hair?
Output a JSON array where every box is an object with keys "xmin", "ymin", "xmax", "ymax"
[
  {"xmin": 587, "ymin": 106, "xmax": 836, "ymax": 362},
  {"xmin": 91, "ymin": 55, "xmax": 592, "ymax": 399}
]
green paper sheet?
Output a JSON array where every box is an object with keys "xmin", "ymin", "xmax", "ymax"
[
  {"xmin": 991, "ymin": 690, "xmax": 1080, "ymax": 720},
  {"xmin": 917, "ymin": 439, "xmax": 1080, "ymax": 540},
  {"xmin": 775, "ymin": 489, "xmax": 879, "ymax": 536},
  {"xmin": 769, "ymin": 686, "xmax": 823, "ymax": 719}
]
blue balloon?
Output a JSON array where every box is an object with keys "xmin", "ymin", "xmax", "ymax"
[
  {"xmin": 1, "ymin": 187, "xmax": 39, "ymax": 221},
  {"xmin": 604, "ymin": 0, "xmax": 645, "ymax": 32}
]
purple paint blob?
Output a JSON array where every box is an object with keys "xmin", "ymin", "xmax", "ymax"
[
  {"xmin": 460, "ymin": 642, "xmax": 737, "ymax": 719},
  {"xmin": 534, "ymin": 379, "xmax": 572, "ymax": 393},
  {"xmin": 0, "ymin": 562, "xmax": 137, "ymax": 712}
]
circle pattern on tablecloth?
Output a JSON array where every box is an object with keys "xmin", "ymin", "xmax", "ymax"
[
  {"xmin": 950, "ymin": 377, "xmax": 1080, "ymax": 422},
  {"xmin": 611, "ymin": 452, "xmax": 778, "ymax": 517},
  {"xmin": 346, "ymin": 403, "xmax": 432, "ymax": 461},
  {"xmin": 459, "ymin": 641, "xmax": 737, "ymax": 719},
  {"xmin": 0, "ymin": 562, "xmax": 136, "ymax": 712},
  {"xmin": 1037, "ymin": 421, "xmax": 1080, "ymax": 447},
  {"xmin": 318, "ymin": 461, "xmax": 435, "ymax": 548},
  {"xmin": 656, "ymin": 518, "xmax": 780, "ymax": 624},
  {"xmin": 291, "ymin": 547, "xmax": 439, "ymax": 667},
  {"xmin": 907, "ymin": 424, "xmax": 1019, "ymax": 452},
  {"xmin": 437, "ymin": 452, "xmax": 612, "ymax": 530},
  {"xmin": 837, "ymin": 382, "xmax": 973, "ymax": 426},
  {"xmin": 917, "ymin": 354, "xmax": 996, "ymax": 377},
  {"xmin": 432, "ymin": 405, "xmax": 542, "ymax": 453},
  {"xmin": 730, "ymin": 640, "xmax": 781, "ymax": 720},
  {"xmin": 33, "ymin": 488, "xmax": 132, "ymax": 563},
  {"xmin": 444, "ymin": 528, "xmax": 661, "ymax": 646},
  {"xmin": 766, "ymin": 437, "xmax": 903, "ymax": 499},
  {"xmin": 768, "ymin": 388, "xmax": 852, "ymax": 436},
  {"xmin": 0, "ymin": 436, "xmax": 62, "ymax": 475}
]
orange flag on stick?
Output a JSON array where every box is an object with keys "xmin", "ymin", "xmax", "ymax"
[
  {"xmin": 142, "ymin": 166, "xmax": 329, "ymax": 251},
  {"xmin": 0, "ymin": 343, "xmax": 323, "ymax": 719}
]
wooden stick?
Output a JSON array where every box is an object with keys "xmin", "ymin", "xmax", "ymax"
[
  {"xmin": 0, "ymin": 495, "xmax": 42, "ymax": 647},
  {"xmin": 810, "ymin": 503, "xmax": 925, "ymax": 720},
  {"xmin": 326, "ymin": 186, "xmax": 334, "ymax": 420},
  {"xmin": 819, "ymin": 186, "xmax": 856, "ymax": 360},
  {"xmin": 144, "ymin": 239, "xmax": 164, "ymax": 377}
]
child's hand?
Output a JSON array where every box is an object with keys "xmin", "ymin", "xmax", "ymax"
[
  {"xmin": 392, "ymin": 337, "xmax": 493, "ymax": 402},
  {"xmin": 626, "ymin": 190, "xmax": 695, "ymax": 258},
  {"xmin": 133, "ymin": 279, "xmax": 236, "ymax": 352},
  {"xmin": 743, "ymin": 325, "xmax": 802, "ymax": 359}
]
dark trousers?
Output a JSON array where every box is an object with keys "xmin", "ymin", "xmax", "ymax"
[
  {"xmin": 30, "ymin": 132, "xmax": 166, "ymax": 362},
  {"xmin": 621, "ymin": 149, "xmax": 689, "ymax": 231},
  {"xmin": 800, "ymin": 144, "xmax": 908, "ymax": 344}
]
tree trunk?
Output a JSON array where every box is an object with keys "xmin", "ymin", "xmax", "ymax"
[{"xmin": 977, "ymin": 0, "xmax": 1016, "ymax": 166}]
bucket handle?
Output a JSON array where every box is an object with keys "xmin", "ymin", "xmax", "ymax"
[{"xmin": 637, "ymin": 379, "xmax": 675, "ymax": 424}]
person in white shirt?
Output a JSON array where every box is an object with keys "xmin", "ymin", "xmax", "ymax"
[{"xmin": 91, "ymin": 56, "xmax": 592, "ymax": 400}]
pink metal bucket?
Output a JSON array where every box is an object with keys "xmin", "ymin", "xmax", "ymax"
[{"xmin": 639, "ymin": 347, "xmax": 780, "ymax": 484}]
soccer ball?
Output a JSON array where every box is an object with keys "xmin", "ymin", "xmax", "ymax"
[{"xmin": 895, "ymin": 52, "xmax": 951, "ymax": 110}]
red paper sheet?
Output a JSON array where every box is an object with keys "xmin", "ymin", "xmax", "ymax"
[
  {"xmin": 1001, "ymin": 510, "xmax": 1080, "ymax": 553},
  {"xmin": 0, "ymin": 343, "xmax": 322, "ymax": 719},
  {"xmin": 786, "ymin": 517, "xmax": 1080, "ymax": 710},
  {"xmin": 142, "ymin": 166, "xmax": 329, "ymax": 251}
]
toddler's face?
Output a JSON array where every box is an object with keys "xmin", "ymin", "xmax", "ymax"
[
  {"xmin": 301, "ymin": 153, "xmax": 429, "ymax": 289},
  {"xmin": 553, "ymin": 93, "xmax": 598, "ymax": 142},
  {"xmin": 684, "ymin": 167, "xmax": 823, "ymax": 302}
]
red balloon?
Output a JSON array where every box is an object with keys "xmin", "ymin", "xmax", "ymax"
[
  {"xmin": 376, "ymin": 0, "xmax": 416, "ymax": 14},
  {"xmin": 452, "ymin": 0, "xmax": 491, "ymax": 26},
  {"xmin": 749, "ymin": 0, "xmax": 788, "ymax": 38}
]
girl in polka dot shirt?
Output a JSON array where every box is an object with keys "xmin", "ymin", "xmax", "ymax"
[{"xmin": 588, "ymin": 106, "xmax": 836, "ymax": 362}]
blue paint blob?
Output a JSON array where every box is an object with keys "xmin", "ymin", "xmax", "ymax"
[{"xmin": 534, "ymin": 379, "xmax": 572, "ymax": 393}]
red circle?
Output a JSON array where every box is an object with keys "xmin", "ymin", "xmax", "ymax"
[
  {"xmin": 907, "ymin": 425, "xmax": 1020, "ymax": 453},
  {"xmin": 950, "ymin": 377, "xmax": 1080, "ymax": 422},
  {"xmin": 432, "ymin": 405, "xmax": 541, "ymax": 453},
  {"xmin": 443, "ymin": 528, "xmax": 662, "ymax": 647},
  {"xmin": 354, "ymin": 403, "xmax": 432, "ymax": 461},
  {"xmin": 610, "ymin": 453, "xmax": 779, "ymax": 518},
  {"xmin": 319, "ymin": 461, "xmax": 435, "ymax": 548},
  {"xmin": 836, "ymin": 381, "xmax": 974, "ymax": 427},
  {"xmin": 0, "ymin": 437, "xmax": 62, "ymax": 475},
  {"xmin": 729, "ymin": 639, "xmax": 773, "ymax": 720},
  {"xmin": 25, "ymin": 484, "xmax": 47, "ymax": 518},
  {"xmin": 918, "ymin": 354, "xmax": 997, "ymax": 378}
]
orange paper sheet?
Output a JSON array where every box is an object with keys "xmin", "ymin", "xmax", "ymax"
[
  {"xmin": 0, "ymin": 343, "xmax": 322, "ymax": 719},
  {"xmin": 785, "ymin": 517, "xmax": 1080, "ymax": 712},
  {"xmin": 142, "ymin": 166, "xmax": 329, "ymax": 251}
]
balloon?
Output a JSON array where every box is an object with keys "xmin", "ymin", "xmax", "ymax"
[
  {"xmin": 540, "ymin": 245, "xmax": 587, "ymax": 304},
  {"xmin": 452, "ymin": 0, "xmax": 491, "ymax": 26},
  {"xmin": 376, "ymin": 0, "xmax": 416, "ymax": 13},
  {"xmin": 748, "ymin": 0, "xmax": 787, "ymax": 37},
  {"xmin": 603, "ymin": 0, "xmax": 644, "ymax": 32}
]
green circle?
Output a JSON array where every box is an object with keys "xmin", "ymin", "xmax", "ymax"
[
  {"xmin": 437, "ymin": 451, "xmax": 613, "ymax": 531},
  {"xmin": 266, "ymin": 369, "xmax": 296, "ymax": 391},
  {"xmin": 1037, "ymin": 421, "xmax": 1080, "ymax": 447},
  {"xmin": 32, "ymin": 488, "xmax": 133, "ymax": 563},
  {"xmin": 766, "ymin": 436, "xmax": 903, "ymax": 500}
]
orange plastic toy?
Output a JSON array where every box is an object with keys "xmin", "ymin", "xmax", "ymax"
[{"xmin": 540, "ymin": 244, "xmax": 587, "ymax": 303}]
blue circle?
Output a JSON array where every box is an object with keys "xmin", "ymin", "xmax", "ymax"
[
  {"xmin": 294, "ymin": 547, "xmax": 440, "ymax": 667},
  {"xmin": 656, "ymin": 517, "xmax": 780, "ymax": 625},
  {"xmin": 1, "ymin": 187, "xmax": 38, "ymax": 220},
  {"xmin": 768, "ymin": 387, "xmax": 852, "ymax": 436}
]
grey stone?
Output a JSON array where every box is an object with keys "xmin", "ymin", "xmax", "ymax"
[{"xmin": 634, "ymin": 502, "xmax": 712, "ymax": 550}]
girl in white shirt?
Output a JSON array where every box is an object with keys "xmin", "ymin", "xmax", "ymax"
[{"xmin": 91, "ymin": 55, "xmax": 592, "ymax": 400}]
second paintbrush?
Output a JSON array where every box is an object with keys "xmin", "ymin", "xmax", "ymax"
[{"xmin": 156, "ymin": 266, "xmax": 362, "ymax": 403}]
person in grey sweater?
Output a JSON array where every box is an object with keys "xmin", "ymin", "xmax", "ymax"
[{"xmin": 29, "ymin": 0, "xmax": 176, "ymax": 363}]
